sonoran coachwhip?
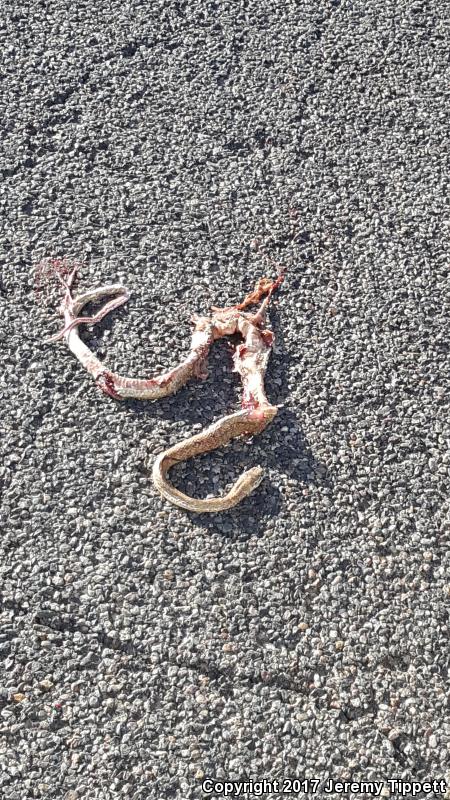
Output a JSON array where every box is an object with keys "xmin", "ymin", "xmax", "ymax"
[{"xmin": 45, "ymin": 266, "xmax": 284, "ymax": 512}]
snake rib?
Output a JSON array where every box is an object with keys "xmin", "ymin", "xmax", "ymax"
[{"xmin": 47, "ymin": 267, "xmax": 283, "ymax": 512}]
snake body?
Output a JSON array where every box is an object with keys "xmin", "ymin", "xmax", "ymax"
[
  {"xmin": 48, "ymin": 268, "xmax": 283, "ymax": 512},
  {"xmin": 152, "ymin": 406, "xmax": 278, "ymax": 512}
]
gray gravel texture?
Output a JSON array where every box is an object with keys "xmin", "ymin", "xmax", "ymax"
[{"xmin": 1, "ymin": 0, "xmax": 449, "ymax": 798}]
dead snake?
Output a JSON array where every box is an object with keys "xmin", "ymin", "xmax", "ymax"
[{"xmin": 47, "ymin": 268, "xmax": 283, "ymax": 512}]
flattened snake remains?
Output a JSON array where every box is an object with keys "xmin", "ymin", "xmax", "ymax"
[{"xmin": 45, "ymin": 267, "xmax": 284, "ymax": 513}]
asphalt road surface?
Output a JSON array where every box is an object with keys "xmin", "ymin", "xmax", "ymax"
[{"xmin": 1, "ymin": 1, "xmax": 449, "ymax": 798}]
